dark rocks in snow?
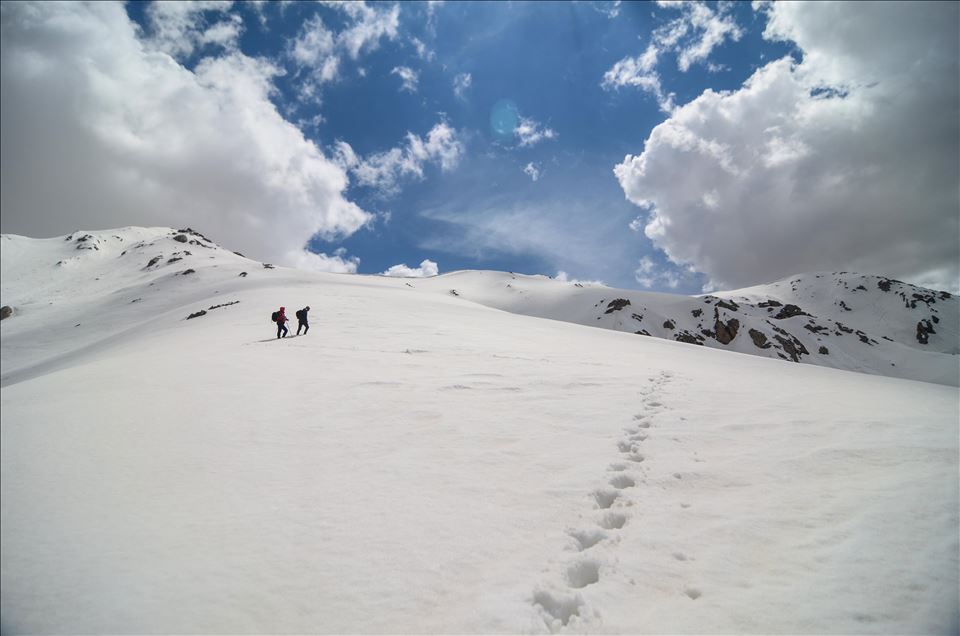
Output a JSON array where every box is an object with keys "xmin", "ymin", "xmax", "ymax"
[
  {"xmin": 262, "ymin": 263, "xmax": 275, "ymax": 269},
  {"xmin": 239, "ymin": 272, "xmax": 248, "ymax": 277},
  {"xmin": 758, "ymin": 300, "xmax": 783, "ymax": 308},
  {"xmin": 715, "ymin": 299, "xmax": 739, "ymax": 312},
  {"xmin": 173, "ymin": 234, "xmax": 189, "ymax": 243},
  {"xmin": 773, "ymin": 304, "xmax": 809, "ymax": 319},
  {"xmin": 932, "ymin": 315, "xmax": 940, "ymax": 324},
  {"xmin": 854, "ymin": 284, "xmax": 867, "ymax": 291},
  {"xmin": 450, "ymin": 289, "xmax": 460, "ymax": 296},
  {"xmin": 939, "ymin": 291, "xmax": 952, "ymax": 300},
  {"xmin": 631, "ymin": 313, "xmax": 644, "ymax": 322},
  {"xmin": 878, "ymin": 279, "xmax": 892, "ymax": 292},
  {"xmin": 233, "ymin": 251, "xmax": 245, "ymax": 257},
  {"xmin": 675, "ymin": 330, "xmax": 704, "ymax": 345},
  {"xmin": 748, "ymin": 328, "xmax": 771, "ymax": 349},
  {"xmin": 663, "ymin": 319, "xmax": 675, "ymax": 330},
  {"xmin": 186, "ymin": 310, "xmax": 207, "ymax": 320},
  {"xmin": 713, "ymin": 310, "xmax": 740, "ymax": 345},
  {"xmin": 819, "ymin": 346, "xmax": 829, "ymax": 355},
  {"xmin": 146, "ymin": 255, "xmax": 162, "ymax": 268},
  {"xmin": 836, "ymin": 322, "xmax": 854, "ymax": 334},
  {"xmin": 916, "ymin": 319, "xmax": 936, "ymax": 345},
  {"xmin": 691, "ymin": 308, "xmax": 703, "ymax": 318},
  {"xmin": 838, "ymin": 300, "xmax": 851, "ymax": 311},
  {"xmin": 804, "ymin": 323, "xmax": 828, "ymax": 334},
  {"xmin": 130, "ymin": 298, "xmax": 142, "ymax": 304},
  {"xmin": 167, "ymin": 257, "xmax": 182, "ymax": 264},
  {"xmin": 208, "ymin": 300, "xmax": 240, "ymax": 310},
  {"xmin": 180, "ymin": 269, "xmax": 196, "ymax": 275},
  {"xmin": 605, "ymin": 298, "xmax": 631, "ymax": 314},
  {"xmin": 635, "ymin": 329, "xmax": 651, "ymax": 336},
  {"xmin": 0, "ymin": 305, "xmax": 12, "ymax": 320}
]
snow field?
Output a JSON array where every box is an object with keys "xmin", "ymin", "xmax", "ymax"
[{"xmin": 2, "ymin": 228, "xmax": 958, "ymax": 632}]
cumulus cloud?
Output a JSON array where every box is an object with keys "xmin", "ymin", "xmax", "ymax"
[
  {"xmin": 411, "ymin": 36, "xmax": 434, "ymax": 61},
  {"xmin": 290, "ymin": 247, "xmax": 360, "ymax": 273},
  {"xmin": 633, "ymin": 256, "xmax": 682, "ymax": 289},
  {"xmin": 453, "ymin": 72, "xmax": 472, "ymax": 100},
  {"xmin": 514, "ymin": 116, "xmax": 557, "ymax": 147},
  {"xmin": 334, "ymin": 122, "xmax": 464, "ymax": 196},
  {"xmin": 0, "ymin": 1, "xmax": 371, "ymax": 268},
  {"xmin": 555, "ymin": 271, "xmax": 605, "ymax": 286},
  {"xmin": 523, "ymin": 162, "xmax": 540, "ymax": 182},
  {"xmin": 601, "ymin": 2, "xmax": 741, "ymax": 111},
  {"xmin": 382, "ymin": 259, "xmax": 439, "ymax": 277},
  {"xmin": 615, "ymin": 2, "xmax": 960, "ymax": 291},
  {"xmin": 390, "ymin": 65, "xmax": 419, "ymax": 92},
  {"xmin": 288, "ymin": 1, "xmax": 399, "ymax": 91},
  {"xmin": 145, "ymin": 0, "xmax": 241, "ymax": 59}
]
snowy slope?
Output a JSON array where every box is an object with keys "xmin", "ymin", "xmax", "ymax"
[
  {"xmin": 2, "ymin": 228, "xmax": 958, "ymax": 634},
  {"xmin": 416, "ymin": 270, "xmax": 959, "ymax": 386}
]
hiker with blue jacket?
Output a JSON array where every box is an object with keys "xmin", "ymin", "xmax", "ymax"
[{"xmin": 296, "ymin": 306, "xmax": 310, "ymax": 335}]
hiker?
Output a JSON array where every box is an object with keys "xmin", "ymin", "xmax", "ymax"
[
  {"xmin": 296, "ymin": 306, "xmax": 310, "ymax": 335},
  {"xmin": 275, "ymin": 306, "xmax": 289, "ymax": 339}
]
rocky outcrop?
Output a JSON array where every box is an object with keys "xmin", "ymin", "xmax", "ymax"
[
  {"xmin": 713, "ymin": 308, "xmax": 740, "ymax": 345},
  {"xmin": 605, "ymin": 298, "xmax": 631, "ymax": 314},
  {"xmin": 663, "ymin": 319, "xmax": 675, "ymax": 330},
  {"xmin": 916, "ymin": 319, "xmax": 936, "ymax": 345},
  {"xmin": 748, "ymin": 328, "xmax": 771, "ymax": 349},
  {"xmin": 773, "ymin": 304, "xmax": 809, "ymax": 319},
  {"xmin": 0, "ymin": 305, "xmax": 12, "ymax": 320}
]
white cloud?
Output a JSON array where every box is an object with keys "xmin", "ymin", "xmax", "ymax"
[
  {"xmin": 514, "ymin": 116, "xmax": 557, "ymax": 147},
  {"xmin": 453, "ymin": 72, "xmax": 472, "ymax": 100},
  {"xmin": 390, "ymin": 66, "xmax": 419, "ymax": 92},
  {"xmin": 601, "ymin": 2, "xmax": 742, "ymax": 111},
  {"xmin": 145, "ymin": 1, "xmax": 240, "ymax": 59},
  {"xmin": 555, "ymin": 271, "xmax": 605, "ymax": 286},
  {"xmin": 289, "ymin": 14, "xmax": 339, "ymax": 83},
  {"xmin": 288, "ymin": 2, "xmax": 399, "ymax": 89},
  {"xmin": 523, "ymin": 162, "xmax": 540, "ymax": 182},
  {"xmin": 290, "ymin": 247, "xmax": 360, "ymax": 273},
  {"xmin": 411, "ymin": 36, "xmax": 434, "ymax": 61},
  {"xmin": 0, "ymin": 1, "xmax": 371, "ymax": 269},
  {"xmin": 334, "ymin": 122, "xmax": 464, "ymax": 195},
  {"xmin": 614, "ymin": 2, "xmax": 960, "ymax": 292},
  {"xmin": 633, "ymin": 256, "xmax": 681, "ymax": 289},
  {"xmin": 593, "ymin": 1, "xmax": 622, "ymax": 20},
  {"xmin": 331, "ymin": 1, "xmax": 400, "ymax": 60},
  {"xmin": 382, "ymin": 259, "xmax": 439, "ymax": 277}
]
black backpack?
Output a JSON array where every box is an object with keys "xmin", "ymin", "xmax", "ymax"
[
  {"xmin": 295, "ymin": 309, "xmax": 305, "ymax": 321},
  {"xmin": 271, "ymin": 311, "xmax": 279, "ymax": 322}
]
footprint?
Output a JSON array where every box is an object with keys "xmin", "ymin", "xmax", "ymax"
[
  {"xmin": 532, "ymin": 590, "xmax": 584, "ymax": 629},
  {"xmin": 684, "ymin": 587, "xmax": 702, "ymax": 600},
  {"xmin": 646, "ymin": 401, "xmax": 662, "ymax": 408},
  {"xmin": 599, "ymin": 512, "xmax": 627, "ymax": 530},
  {"xmin": 566, "ymin": 559, "xmax": 601, "ymax": 589},
  {"xmin": 673, "ymin": 473, "xmax": 682, "ymax": 479},
  {"xmin": 608, "ymin": 463, "xmax": 628, "ymax": 472},
  {"xmin": 629, "ymin": 433, "xmax": 648, "ymax": 442},
  {"xmin": 593, "ymin": 489, "xmax": 620, "ymax": 509},
  {"xmin": 617, "ymin": 440, "xmax": 636, "ymax": 453},
  {"xmin": 609, "ymin": 475, "xmax": 636, "ymax": 489},
  {"xmin": 672, "ymin": 552, "xmax": 687, "ymax": 561},
  {"xmin": 569, "ymin": 528, "xmax": 608, "ymax": 551},
  {"xmin": 625, "ymin": 453, "xmax": 645, "ymax": 463}
]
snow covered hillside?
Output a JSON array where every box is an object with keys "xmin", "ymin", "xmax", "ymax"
[
  {"xmin": 417, "ymin": 270, "xmax": 959, "ymax": 386},
  {"xmin": 2, "ymin": 227, "xmax": 958, "ymax": 633}
]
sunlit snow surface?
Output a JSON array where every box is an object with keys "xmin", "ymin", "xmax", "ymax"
[{"xmin": 2, "ymin": 228, "xmax": 957, "ymax": 633}]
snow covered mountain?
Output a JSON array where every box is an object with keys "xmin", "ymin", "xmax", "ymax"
[
  {"xmin": 2, "ymin": 227, "xmax": 956, "ymax": 386},
  {"xmin": 2, "ymin": 227, "xmax": 958, "ymax": 633},
  {"xmin": 417, "ymin": 270, "xmax": 959, "ymax": 386}
]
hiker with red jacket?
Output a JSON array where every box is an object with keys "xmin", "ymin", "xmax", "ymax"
[{"xmin": 275, "ymin": 306, "xmax": 289, "ymax": 339}]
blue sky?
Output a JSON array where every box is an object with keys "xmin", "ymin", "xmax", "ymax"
[
  {"xmin": 2, "ymin": 1, "xmax": 957, "ymax": 292},
  {"xmin": 124, "ymin": 0, "xmax": 793, "ymax": 292}
]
